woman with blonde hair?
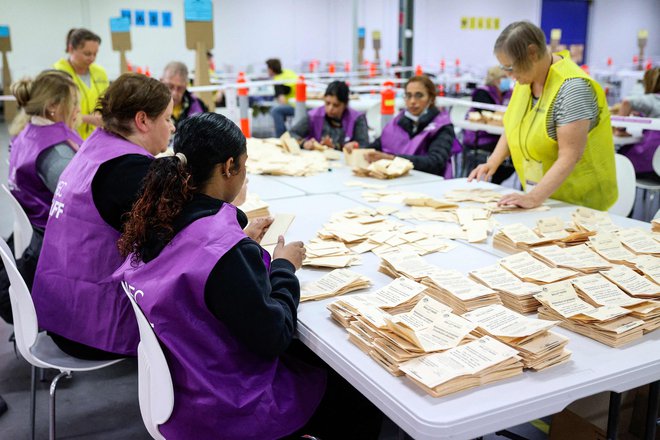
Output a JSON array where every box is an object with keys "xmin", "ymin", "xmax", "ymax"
[
  {"xmin": 0, "ymin": 70, "xmax": 81, "ymax": 325},
  {"xmin": 9, "ymin": 69, "xmax": 81, "ymax": 230},
  {"xmin": 462, "ymin": 66, "xmax": 514, "ymax": 183},
  {"xmin": 469, "ymin": 21, "xmax": 616, "ymax": 210},
  {"xmin": 616, "ymin": 67, "xmax": 660, "ymax": 177}
]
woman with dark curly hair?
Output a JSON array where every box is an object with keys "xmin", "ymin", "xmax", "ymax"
[
  {"xmin": 32, "ymin": 73, "xmax": 174, "ymax": 360},
  {"xmin": 116, "ymin": 113, "xmax": 382, "ymax": 439}
]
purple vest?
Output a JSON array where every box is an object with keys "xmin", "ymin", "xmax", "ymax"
[
  {"xmin": 33, "ymin": 129, "xmax": 153, "ymax": 356},
  {"xmin": 308, "ymin": 106, "xmax": 363, "ymax": 143},
  {"xmin": 8, "ymin": 123, "xmax": 81, "ymax": 229},
  {"xmin": 381, "ymin": 110, "xmax": 452, "ymax": 156},
  {"xmin": 462, "ymin": 85, "xmax": 509, "ymax": 148},
  {"xmin": 381, "ymin": 110, "xmax": 456, "ymax": 177},
  {"xmin": 188, "ymin": 93, "xmax": 205, "ymax": 115},
  {"xmin": 117, "ymin": 204, "xmax": 325, "ymax": 439},
  {"xmin": 621, "ymin": 129, "xmax": 660, "ymax": 174}
]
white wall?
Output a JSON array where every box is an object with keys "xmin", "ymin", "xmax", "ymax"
[
  {"xmin": 357, "ymin": 0, "xmax": 400, "ymax": 65},
  {"xmin": 413, "ymin": 0, "xmax": 541, "ymax": 71},
  {"xmin": 587, "ymin": 0, "xmax": 660, "ymax": 69},
  {"xmin": 0, "ymin": 0, "xmax": 657, "ymax": 83}
]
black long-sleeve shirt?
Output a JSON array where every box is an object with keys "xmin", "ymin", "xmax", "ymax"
[
  {"xmin": 92, "ymin": 154, "xmax": 153, "ymax": 231},
  {"xmin": 369, "ymin": 106, "xmax": 456, "ymax": 176},
  {"xmin": 144, "ymin": 194, "xmax": 300, "ymax": 358}
]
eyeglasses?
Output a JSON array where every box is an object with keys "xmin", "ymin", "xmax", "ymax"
[
  {"xmin": 164, "ymin": 83, "xmax": 187, "ymax": 94},
  {"xmin": 404, "ymin": 92, "xmax": 428, "ymax": 101},
  {"xmin": 499, "ymin": 64, "xmax": 514, "ymax": 72}
]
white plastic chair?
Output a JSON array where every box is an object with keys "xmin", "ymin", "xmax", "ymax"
[
  {"xmin": 0, "ymin": 239, "xmax": 123, "ymax": 440},
  {"xmin": 122, "ymin": 281, "xmax": 174, "ymax": 440},
  {"xmin": 610, "ymin": 154, "xmax": 636, "ymax": 217},
  {"xmin": 1, "ymin": 184, "xmax": 34, "ymax": 259},
  {"xmin": 634, "ymin": 145, "xmax": 660, "ymax": 221}
]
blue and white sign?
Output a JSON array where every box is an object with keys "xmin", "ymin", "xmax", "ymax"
[
  {"xmin": 135, "ymin": 10, "xmax": 146, "ymax": 27},
  {"xmin": 184, "ymin": 0, "xmax": 212, "ymax": 22},
  {"xmin": 109, "ymin": 17, "xmax": 130, "ymax": 33},
  {"xmin": 149, "ymin": 10, "xmax": 159, "ymax": 26},
  {"xmin": 162, "ymin": 11, "xmax": 172, "ymax": 27}
]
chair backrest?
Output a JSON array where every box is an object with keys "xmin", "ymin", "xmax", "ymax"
[
  {"xmin": 122, "ymin": 281, "xmax": 174, "ymax": 440},
  {"xmin": 610, "ymin": 153, "xmax": 636, "ymax": 217},
  {"xmin": 0, "ymin": 238, "xmax": 41, "ymax": 365},
  {"xmin": 1, "ymin": 184, "xmax": 34, "ymax": 259},
  {"xmin": 652, "ymin": 145, "xmax": 660, "ymax": 176}
]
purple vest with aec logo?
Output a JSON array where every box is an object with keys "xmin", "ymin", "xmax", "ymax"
[
  {"xmin": 117, "ymin": 204, "xmax": 325, "ymax": 439},
  {"xmin": 308, "ymin": 105, "xmax": 362, "ymax": 143},
  {"xmin": 33, "ymin": 129, "xmax": 153, "ymax": 356},
  {"xmin": 8, "ymin": 122, "xmax": 81, "ymax": 229}
]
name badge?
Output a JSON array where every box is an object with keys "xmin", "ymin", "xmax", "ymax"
[{"xmin": 523, "ymin": 158, "xmax": 543, "ymax": 192}]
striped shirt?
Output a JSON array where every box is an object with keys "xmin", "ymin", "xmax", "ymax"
[{"xmin": 532, "ymin": 78, "xmax": 599, "ymax": 141}]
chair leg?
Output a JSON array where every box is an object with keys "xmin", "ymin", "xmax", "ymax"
[
  {"xmin": 30, "ymin": 365, "xmax": 36, "ymax": 440},
  {"xmin": 646, "ymin": 380, "xmax": 660, "ymax": 440},
  {"xmin": 607, "ymin": 390, "xmax": 622, "ymax": 440},
  {"xmin": 49, "ymin": 371, "xmax": 71, "ymax": 440}
]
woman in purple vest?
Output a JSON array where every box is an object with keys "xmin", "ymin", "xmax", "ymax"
[
  {"xmin": 615, "ymin": 67, "xmax": 660, "ymax": 178},
  {"xmin": 116, "ymin": 113, "xmax": 382, "ymax": 439},
  {"xmin": 367, "ymin": 75, "xmax": 457, "ymax": 176},
  {"xmin": 462, "ymin": 66, "xmax": 515, "ymax": 184},
  {"xmin": 1, "ymin": 70, "xmax": 81, "ymax": 324},
  {"xmin": 32, "ymin": 73, "xmax": 175, "ymax": 360},
  {"xmin": 8, "ymin": 70, "xmax": 82, "ymax": 232},
  {"xmin": 289, "ymin": 80, "xmax": 369, "ymax": 150}
]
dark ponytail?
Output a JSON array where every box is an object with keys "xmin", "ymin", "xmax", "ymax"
[
  {"xmin": 118, "ymin": 156, "xmax": 193, "ymax": 263},
  {"xmin": 119, "ymin": 113, "xmax": 246, "ymax": 264}
]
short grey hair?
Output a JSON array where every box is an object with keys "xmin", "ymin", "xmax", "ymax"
[
  {"xmin": 162, "ymin": 61, "xmax": 189, "ymax": 80},
  {"xmin": 494, "ymin": 21, "xmax": 547, "ymax": 72}
]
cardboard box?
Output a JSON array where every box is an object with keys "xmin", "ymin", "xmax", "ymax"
[{"xmin": 550, "ymin": 409, "xmax": 607, "ymax": 440}]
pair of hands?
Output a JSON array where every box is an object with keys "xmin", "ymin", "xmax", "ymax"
[
  {"xmin": 244, "ymin": 217, "xmax": 305, "ymax": 270},
  {"xmin": 613, "ymin": 127, "xmax": 631, "ymax": 137},
  {"xmin": 303, "ymin": 135, "xmax": 334, "ymax": 150},
  {"xmin": 467, "ymin": 163, "xmax": 543, "ymax": 209},
  {"xmin": 343, "ymin": 144, "xmax": 394, "ymax": 163},
  {"xmin": 303, "ymin": 137, "xmax": 361, "ymax": 152}
]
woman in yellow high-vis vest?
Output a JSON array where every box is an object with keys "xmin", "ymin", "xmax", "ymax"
[
  {"xmin": 468, "ymin": 21, "xmax": 617, "ymax": 211},
  {"xmin": 54, "ymin": 28, "xmax": 109, "ymax": 139}
]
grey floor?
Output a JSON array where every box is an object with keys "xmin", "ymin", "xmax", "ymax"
[{"xmin": 0, "ymin": 118, "xmax": 635, "ymax": 439}]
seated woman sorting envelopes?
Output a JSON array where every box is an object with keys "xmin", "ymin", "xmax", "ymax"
[
  {"xmin": 289, "ymin": 80, "xmax": 369, "ymax": 151},
  {"xmin": 366, "ymin": 75, "xmax": 458, "ymax": 176},
  {"xmin": 32, "ymin": 73, "xmax": 175, "ymax": 360},
  {"xmin": 115, "ymin": 113, "xmax": 382, "ymax": 439}
]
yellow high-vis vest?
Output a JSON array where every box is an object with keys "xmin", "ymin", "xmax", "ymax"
[
  {"xmin": 503, "ymin": 51, "xmax": 617, "ymax": 211},
  {"xmin": 274, "ymin": 69, "xmax": 298, "ymax": 101},
  {"xmin": 54, "ymin": 58, "xmax": 109, "ymax": 139}
]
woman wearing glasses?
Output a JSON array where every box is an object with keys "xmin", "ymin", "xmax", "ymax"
[
  {"xmin": 469, "ymin": 21, "xmax": 616, "ymax": 210},
  {"xmin": 366, "ymin": 75, "xmax": 457, "ymax": 176}
]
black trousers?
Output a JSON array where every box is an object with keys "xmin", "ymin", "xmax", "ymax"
[{"xmin": 283, "ymin": 340, "xmax": 384, "ymax": 440}]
